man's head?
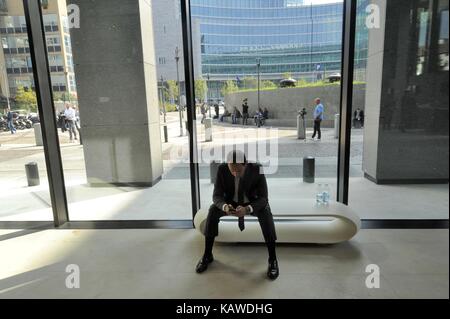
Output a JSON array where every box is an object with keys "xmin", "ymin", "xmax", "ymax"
[
  {"xmin": 226, "ymin": 150, "xmax": 247, "ymax": 177},
  {"xmin": 315, "ymin": 98, "xmax": 321, "ymax": 105},
  {"xmin": 65, "ymin": 103, "xmax": 70, "ymax": 109}
]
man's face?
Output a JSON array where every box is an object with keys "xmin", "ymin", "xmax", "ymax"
[
  {"xmin": 315, "ymin": 99, "xmax": 320, "ymax": 105},
  {"xmin": 228, "ymin": 163, "xmax": 246, "ymax": 177}
]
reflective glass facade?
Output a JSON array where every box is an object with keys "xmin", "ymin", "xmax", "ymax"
[{"xmin": 191, "ymin": 0, "xmax": 367, "ymax": 80}]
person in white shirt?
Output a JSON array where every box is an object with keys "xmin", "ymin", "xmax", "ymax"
[{"xmin": 64, "ymin": 104, "xmax": 78, "ymax": 142}]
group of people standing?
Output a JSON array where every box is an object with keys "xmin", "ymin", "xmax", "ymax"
[{"xmin": 230, "ymin": 98, "xmax": 269, "ymax": 127}]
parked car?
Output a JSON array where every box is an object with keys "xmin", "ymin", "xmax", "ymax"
[
  {"xmin": 279, "ymin": 78, "xmax": 297, "ymax": 88},
  {"xmin": 327, "ymin": 73, "xmax": 341, "ymax": 83}
]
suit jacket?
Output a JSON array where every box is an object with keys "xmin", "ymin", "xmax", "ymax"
[{"xmin": 213, "ymin": 162, "xmax": 269, "ymax": 212}]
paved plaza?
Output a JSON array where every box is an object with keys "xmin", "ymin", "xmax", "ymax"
[{"xmin": 0, "ymin": 112, "xmax": 448, "ymax": 221}]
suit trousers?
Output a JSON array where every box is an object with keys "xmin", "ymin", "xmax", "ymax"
[
  {"xmin": 204, "ymin": 203, "xmax": 277, "ymax": 243},
  {"xmin": 312, "ymin": 119, "xmax": 322, "ymax": 139}
]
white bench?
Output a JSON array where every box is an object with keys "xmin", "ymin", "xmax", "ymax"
[{"xmin": 194, "ymin": 199, "xmax": 361, "ymax": 244}]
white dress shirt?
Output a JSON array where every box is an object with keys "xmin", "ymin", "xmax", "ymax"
[{"xmin": 64, "ymin": 107, "xmax": 76, "ymax": 121}]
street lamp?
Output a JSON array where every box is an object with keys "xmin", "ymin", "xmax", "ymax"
[
  {"xmin": 256, "ymin": 58, "xmax": 261, "ymax": 111},
  {"xmin": 160, "ymin": 75, "xmax": 168, "ymax": 143},
  {"xmin": 175, "ymin": 46, "xmax": 183, "ymax": 136},
  {"xmin": 160, "ymin": 75, "xmax": 167, "ymax": 124},
  {"xmin": 63, "ymin": 68, "xmax": 69, "ymax": 105},
  {"xmin": 206, "ymin": 73, "xmax": 211, "ymax": 118}
]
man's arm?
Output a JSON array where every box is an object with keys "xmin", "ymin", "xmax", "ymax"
[
  {"xmin": 212, "ymin": 165, "xmax": 227, "ymax": 211},
  {"xmin": 248, "ymin": 167, "xmax": 268, "ymax": 213}
]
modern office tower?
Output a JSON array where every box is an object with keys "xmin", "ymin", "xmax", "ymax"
[
  {"xmin": 151, "ymin": 0, "xmax": 369, "ymax": 100},
  {"xmin": 0, "ymin": 0, "xmax": 76, "ymax": 107},
  {"xmin": 186, "ymin": 0, "xmax": 368, "ymax": 99}
]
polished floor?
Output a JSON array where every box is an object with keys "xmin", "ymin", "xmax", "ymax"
[{"xmin": 0, "ymin": 228, "xmax": 448, "ymax": 299}]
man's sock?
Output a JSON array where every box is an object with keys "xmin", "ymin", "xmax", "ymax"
[
  {"xmin": 267, "ymin": 241, "xmax": 277, "ymax": 262},
  {"xmin": 204, "ymin": 236, "xmax": 215, "ymax": 259}
]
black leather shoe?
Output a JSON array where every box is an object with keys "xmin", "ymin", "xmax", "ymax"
[
  {"xmin": 267, "ymin": 259, "xmax": 279, "ymax": 280},
  {"xmin": 195, "ymin": 255, "xmax": 214, "ymax": 273}
]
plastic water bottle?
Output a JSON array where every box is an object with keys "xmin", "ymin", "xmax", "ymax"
[
  {"xmin": 316, "ymin": 183, "xmax": 324, "ymax": 204},
  {"xmin": 322, "ymin": 184, "xmax": 331, "ymax": 204}
]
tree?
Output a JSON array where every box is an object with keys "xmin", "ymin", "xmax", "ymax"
[
  {"xmin": 282, "ymin": 72, "xmax": 293, "ymax": 80},
  {"xmin": 54, "ymin": 92, "xmax": 77, "ymax": 103},
  {"xmin": 262, "ymin": 80, "xmax": 276, "ymax": 89},
  {"xmin": 220, "ymin": 80, "xmax": 238, "ymax": 97},
  {"xmin": 195, "ymin": 79, "xmax": 207, "ymax": 102},
  {"xmin": 15, "ymin": 86, "xmax": 37, "ymax": 112},
  {"xmin": 166, "ymin": 80, "xmax": 179, "ymax": 103},
  {"xmin": 296, "ymin": 78, "xmax": 309, "ymax": 87},
  {"xmin": 242, "ymin": 76, "xmax": 257, "ymax": 89}
]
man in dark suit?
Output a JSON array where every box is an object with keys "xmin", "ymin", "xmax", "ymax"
[{"xmin": 195, "ymin": 150, "xmax": 279, "ymax": 280}]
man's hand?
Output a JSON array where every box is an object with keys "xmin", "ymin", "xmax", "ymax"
[
  {"xmin": 234, "ymin": 206, "xmax": 248, "ymax": 218},
  {"xmin": 223, "ymin": 204, "xmax": 235, "ymax": 215}
]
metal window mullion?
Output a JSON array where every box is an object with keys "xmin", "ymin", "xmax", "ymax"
[
  {"xmin": 180, "ymin": 0, "xmax": 201, "ymax": 222},
  {"xmin": 337, "ymin": 0, "xmax": 357, "ymax": 205},
  {"xmin": 23, "ymin": 0, "xmax": 69, "ymax": 226}
]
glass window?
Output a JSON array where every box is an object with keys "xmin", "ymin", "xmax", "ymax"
[
  {"xmin": 349, "ymin": 0, "xmax": 449, "ymax": 219},
  {"xmin": 0, "ymin": 7, "xmax": 53, "ymax": 222}
]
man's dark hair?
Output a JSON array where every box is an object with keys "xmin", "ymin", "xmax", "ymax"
[{"xmin": 226, "ymin": 150, "xmax": 247, "ymax": 164}]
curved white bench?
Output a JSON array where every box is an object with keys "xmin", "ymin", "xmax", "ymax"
[{"xmin": 194, "ymin": 199, "xmax": 361, "ymax": 244}]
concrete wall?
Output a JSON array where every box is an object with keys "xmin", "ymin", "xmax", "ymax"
[{"xmin": 224, "ymin": 84, "xmax": 366, "ymax": 127}]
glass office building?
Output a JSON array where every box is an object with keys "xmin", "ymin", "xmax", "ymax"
[{"xmin": 190, "ymin": 0, "xmax": 368, "ymax": 98}]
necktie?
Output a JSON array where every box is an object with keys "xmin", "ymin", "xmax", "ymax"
[{"xmin": 237, "ymin": 177, "xmax": 245, "ymax": 231}]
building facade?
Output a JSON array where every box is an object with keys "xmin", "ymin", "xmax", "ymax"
[
  {"xmin": 189, "ymin": 0, "xmax": 368, "ymax": 99},
  {"xmin": 151, "ymin": 0, "xmax": 202, "ymax": 97},
  {"xmin": 0, "ymin": 0, "xmax": 76, "ymax": 108}
]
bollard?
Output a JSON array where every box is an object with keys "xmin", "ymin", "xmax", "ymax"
[
  {"xmin": 163, "ymin": 124, "xmax": 168, "ymax": 143},
  {"xmin": 303, "ymin": 157, "xmax": 315, "ymax": 183},
  {"xmin": 204, "ymin": 118, "xmax": 213, "ymax": 142},
  {"xmin": 334, "ymin": 114, "xmax": 340, "ymax": 139},
  {"xmin": 34, "ymin": 123, "xmax": 43, "ymax": 146},
  {"xmin": 25, "ymin": 162, "xmax": 40, "ymax": 186},
  {"xmin": 210, "ymin": 160, "xmax": 220, "ymax": 184},
  {"xmin": 297, "ymin": 114, "xmax": 306, "ymax": 139}
]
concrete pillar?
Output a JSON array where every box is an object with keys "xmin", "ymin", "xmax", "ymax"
[
  {"xmin": 297, "ymin": 114, "xmax": 306, "ymax": 139},
  {"xmin": 69, "ymin": 0, "xmax": 163, "ymax": 186},
  {"xmin": 362, "ymin": 0, "xmax": 449, "ymax": 184},
  {"xmin": 204, "ymin": 118, "xmax": 212, "ymax": 142},
  {"xmin": 33, "ymin": 123, "xmax": 43, "ymax": 146},
  {"xmin": 334, "ymin": 114, "xmax": 340, "ymax": 139}
]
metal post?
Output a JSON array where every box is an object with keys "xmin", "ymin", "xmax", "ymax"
[
  {"xmin": 175, "ymin": 46, "xmax": 183, "ymax": 136},
  {"xmin": 23, "ymin": 0, "xmax": 69, "ymax": 226},
  {"xmin": 337, "ymin": 0, "xmax": 357, "ymax": 205},
  {"xmin": 206, "ymin": 73, "xmax": 210, "ymax": 118},
  {"xmin": 159, "ymin": 76, "xmax": 168, "ymax": 143},
  {"xmin": 256, "ymin": 58, "xmax": 261, "ymax": 111},
  {"xmin": 180, "ymin": 0, "xmax": 201, "ymax": 221}
]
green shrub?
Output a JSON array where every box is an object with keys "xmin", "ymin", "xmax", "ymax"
[{"xmin": 162, "ymin": 103, "xmax": 178, "ymax": 112}]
